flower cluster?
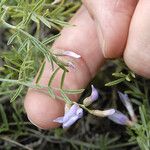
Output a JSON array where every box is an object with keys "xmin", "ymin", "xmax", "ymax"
[
  {"xmin": 53, "ymin": 103, "xmax": 83, "ymax": 128},
  {"xmin": 53, "ymin": 85, "xmax": 98, "ymax": 128},
  {"xmin": 53, "ymin": 51, "xmax": 137, "ymax": 128},
  {"xmin": 53, "ymin": 80, "xmax": 136, "ymax": 128}
]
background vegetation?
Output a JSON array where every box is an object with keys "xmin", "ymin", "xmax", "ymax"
[{"xmin": 0, "ymin": 0, "xmax": 150, "ymax": 149}]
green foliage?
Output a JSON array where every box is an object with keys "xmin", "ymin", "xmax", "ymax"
[
  {"xmin": 105, "ymin": 60, "xmax": 135, "ymax": 87},
  {"xmin": 0, "ymin": 0, "xmax": 81, "ymax": 102},
  {"xmin": 0, "ymin": 0, "xmax": 150, "ymax": 150},
  {"xmin": 128, "ymin": 105, "xmax": 150, "ymax": 150}
]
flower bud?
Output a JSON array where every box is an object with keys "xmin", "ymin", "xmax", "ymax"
[
  {"xmin": 118, "ymin": 91, "xmax": 136, "ymax": 122},
  {"xmin": 108, "ymin": 110, "xmax": 131, "ymax": 125},
  {"xmin": 83, "ymin": 85, "xmax": 99, "ymax": 107},
  {"xmin": 90, "ymin": 109, "xmax": 115, "ymax": 117},
  {"xmin": 83, "ymin": 97, "xmax": 93, "ymax": 107}
]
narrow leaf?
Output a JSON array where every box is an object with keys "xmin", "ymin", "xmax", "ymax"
[
  {"xmin": 31, "ymin": 37, "xmax": 47, "ymax": 53},
  {"xmin": 42, "ymin": 33, "xmax": 60, "ymax": 45},
  {"xmin": 0, "ymin": 104, "xmax": 9, "ymax": 130},
  {"xmin": 35, "ymin": 61, "xmax": 46, "ymax": 84},
  {"xmin": 48, "ymin": 88, "xmax": 55, "ymax": 99},
  {"xmin": 105, "ymin": 78, "xmax": 125, "ymax": 86},
  {"xmin": 48, "ymin": 67, "xmax": 60, "ymax": 87},
  {"xmin": 52, "ymin": 55, "xmax": 68, "ymax": 71},
  {"xmin": 112, "ymin": 72, "xmax": 126, "ymax": 78},
  {"xmin": 18, "ymin": 38, "xmax": 28, "ymax": 52},
  {"xmin": 31, "ymin": 37, "xmax": 53, "ymax": 64},
  {"xmin": 60, "ymin": 90, "xmax": 72, "ymax": 104},
  {"xmin": 10, "ymin": 85, "xmax": 24, "ymax": 102},
  {"xmin": 60, "ymin": 70, "xmax": 66, "ymax": 89},
  {"xmin": 63, "ymin": 89, "xmax": 84, "ymax": 94},
  {"xmin": 12, "ymin": 113, "xmax": 21, "ymax": 131},
  {"xmin": 50, "ymin": 19, "xmax": 70, "ymax": 27},
  {"xmin": 7, "ymin": 32, "xmax": 18, "ymax": 45},
  {"xmin": 32, "ymin": 0, "xmax": 44, "ymax": 12},
  {"xmin": 37, "ymin": 15, "xmax": 51, "ymax": 29}
]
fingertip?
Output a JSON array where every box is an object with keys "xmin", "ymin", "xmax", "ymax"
[
  {"xmin": 123, "ymin": 0, "xmax": 150, "ymax": 79},
  {"xmin": 24, "ymin": 89, "xmax": 64, "ymax": 129},
  {"xmin": 82, "ymin": 0, "xmax": 138, "ymax": 59},
  {"xmin": 124, "ymin": 49, "xmax": 150, "ymax": 79}
]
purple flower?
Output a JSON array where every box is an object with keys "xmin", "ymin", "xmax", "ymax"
[
  {"xmin": 107, "ymin": 92, "xmax": 137, "ymax": 126},
  {"xmin": 91, "ymin": 85, "xmax": 99, "ymax": 101},
  {"xmin": 83, "ymin": 85, "xmax": 99, "ymax": 106},
  {"xmin": 108, "ymin": 110, "xmax": 130, "ymax": 125},
  {"xmin": 63, "ymin": 51, "xmax": 81, "ymax": 59},
  {"xmin": 118, "ymin": 91, "xmax": 136, "ymax": 121},
  {"xmin": 53, "ymin": 104, "xmax": 83, "ymax": 128}
]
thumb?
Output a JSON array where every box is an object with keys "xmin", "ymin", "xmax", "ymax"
[
  {"xmin": 82, "ymin": 0, "xmax": 138, "ymax": 58},
  {"xmin": 24, "ymin": 6, "xmax": 104, "ymax": 129}
]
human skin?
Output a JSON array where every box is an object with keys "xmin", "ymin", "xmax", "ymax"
[{"xmin": 24, "ymin": 0, "xmax": 150, "ymax": 129}]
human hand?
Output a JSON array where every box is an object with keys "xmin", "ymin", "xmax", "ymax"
[{"xmin": 24, "ymin": 0, "xmax": 149, "ymax": 129}]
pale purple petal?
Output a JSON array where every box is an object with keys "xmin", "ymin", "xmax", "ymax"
[
  {"xmin": 90, "ymin": 85, "xmax": 99, "ymax": 101},
  {"xmin": 63, "ymin": 115, "xmax": 79, "ymax": 128},
  {"xmin": 63, "ymin": 51, "xmax": 81, "ymax": 59},
  {"xmin": 53, "ymin": 117, "xmax": 64, "ymax": 123},
  {"xmin": 118, "ymin": 91, "xmax": 135, "ymax": 119},
  {"xmin": 63, "ymin": 104, "xmax": 79, "ymax": 122},
  {"xmin": 118, "ymin": 91, "xmax": 129, "ymax": 106},
  {"xmin": 76, "ymin": 108, "xmax": 83, "ymax": 118},
  {"xmin": 108, "ymin": 110, "xmax": 130, "ymax": 125}
]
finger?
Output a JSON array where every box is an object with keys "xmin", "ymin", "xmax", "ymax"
[
  {"xmin": 82, "ymin": 0, "xmax": 138, "ymax": 58},
  {"xmin": 24, "ymin": 6, "xmax": 104, "ymax": 129},
  {"xmin": 124, "ymin": 0, "xmax": 150, "ymax": 78}
]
